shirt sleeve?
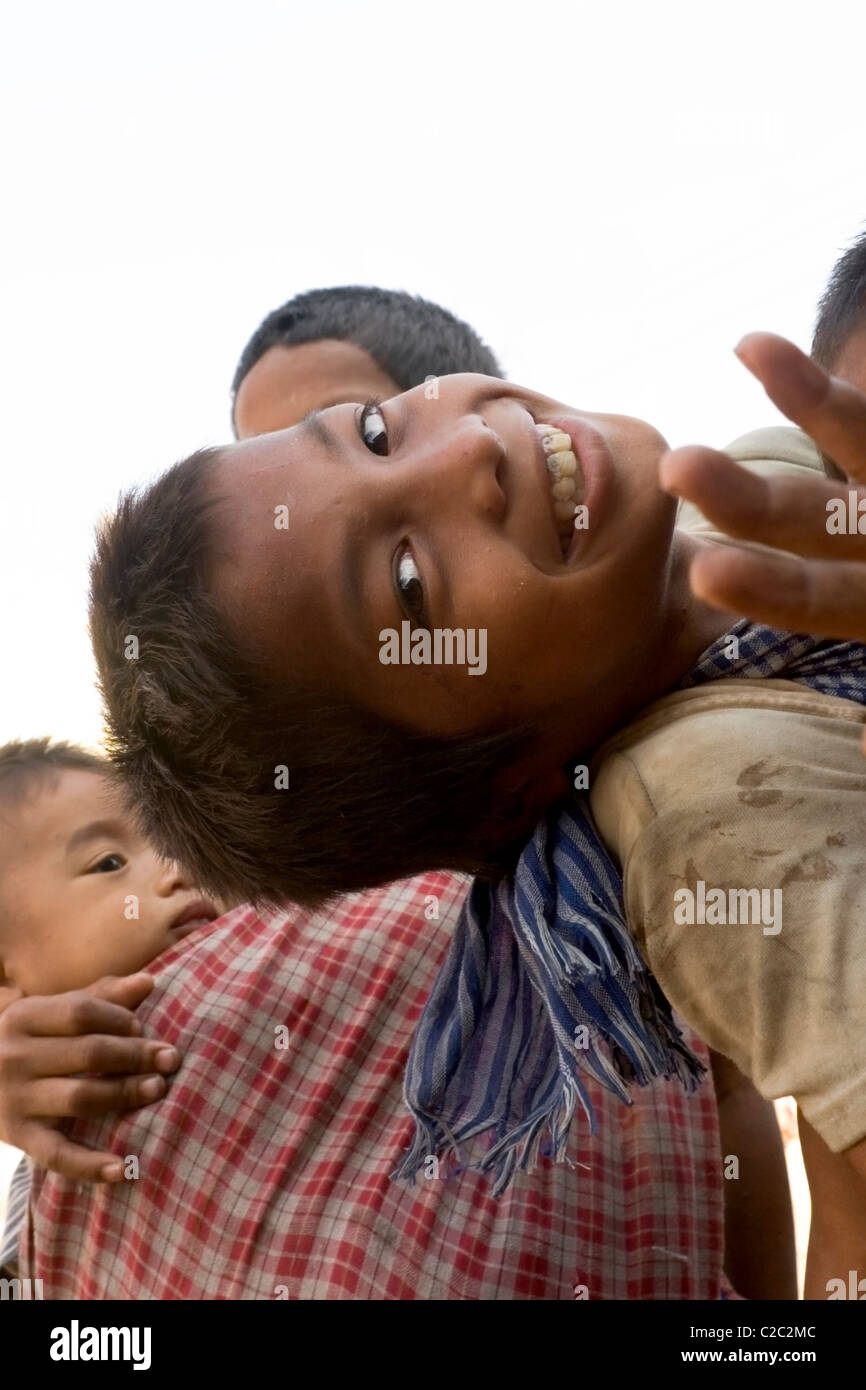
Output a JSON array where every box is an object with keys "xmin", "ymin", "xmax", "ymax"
[{"xmin": 592, "ymin": 703, "xmax": 866, "ymax": 1153}]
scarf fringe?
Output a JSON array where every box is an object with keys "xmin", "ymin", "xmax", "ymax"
[
  {"xmin": 394, "ymin": 977, "xmax": 705, "ymax": 1192},
  {"xmin": 393, "ymin": 1078, "xmax": 589, "ymax": 1195}
]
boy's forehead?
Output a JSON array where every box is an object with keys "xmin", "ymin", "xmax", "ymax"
[
  {"xmin": 209, "ymin": 424, "xmax": 359, "ymax": 687},
  {"xmin": 2, "ymin": 769, "xmax": 128, "ymax": 851},
  {"xmin": 831, "ymin": 325, "xmax": 866, "ymax": 390}
]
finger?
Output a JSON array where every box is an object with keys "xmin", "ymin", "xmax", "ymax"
[
  {"xmin": 660, "ymin": 445, "xmax": 866, "ymax": 559},
  {"xmin": 85, "ymin": 974, "xmax": 155, "ymax": 1036},
  {"xmin": 0, "ymin": 986, "xmax": 24, "ymax": 1016},
  {"xmin": 735, "ymin": 333, "xmax": 866, "ymax": 486},
  {"xmin": 22, "ymin": 1121, "xmax": 129, "ymax": 1183},
  {"xmin": 21, "ymin": 1069, "xmax": 169, "ymax": 1119},
  {"xmin": 3, "ymin": 988, "xmax": 157, "ymax": 1042},
  {"xmin": 689, "ymin": 543, "xmax": 866, "ymax": 643},
  {"xmin": 85, "ymin": 973, "xmax": 155, "ymax": 1012},
  {"xmin": 19, "ymin": 1032, "xmax": 180, "ymax": 1080}
]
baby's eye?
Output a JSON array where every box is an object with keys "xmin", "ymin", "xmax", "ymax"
[
  {"xmin": 89, "ymin": 853, "xmax": 126, "ymax": 874},
  {"xmin": 359, "ymin": 400, "xmax": 389, "ymax": 456},
  {"xmin": 393, "ymin": 545, "xmax": 428, "ymax": 629}
]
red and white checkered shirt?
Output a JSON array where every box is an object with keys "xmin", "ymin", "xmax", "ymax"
[{"xmin": 22, "ymin": 872, "xmax": 724, "ymax": 1299}]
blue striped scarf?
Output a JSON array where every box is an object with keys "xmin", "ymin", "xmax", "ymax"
[
  {"xmin": 0, "ymin": 1156, "xmax": 29, "ymax": 1275},
  {"xmin": 394, "ymin": 620, "xmax": 866, "ymax": 1194}
]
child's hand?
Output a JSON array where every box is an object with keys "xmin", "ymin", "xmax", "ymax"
[
  {"xmin": 660, "ymin": 332, "xmax": 866, "ymax": 644},
  {"xmin": 0, "ymin": 973, "xmax": 180, "ymax": 1183}
]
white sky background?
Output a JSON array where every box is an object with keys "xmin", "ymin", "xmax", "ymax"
[{"xmin": 2, "ymin": 0, "xmax": 866, "ymax": 747}]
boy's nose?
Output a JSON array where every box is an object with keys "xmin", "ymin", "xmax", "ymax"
[
  {"xmin": 155, "ymin": 859, "xmax": 196, "ymax": 896},
  {"xmin": 384, "ymin": 415, "xmax": 509, "ymax": 523}
]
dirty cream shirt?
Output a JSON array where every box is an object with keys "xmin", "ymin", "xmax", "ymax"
[{"xmin": 589, "ymin": 426, "xmax": 866, "ymax": 1153}]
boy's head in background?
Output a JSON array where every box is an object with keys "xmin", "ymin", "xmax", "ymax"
[
  {"xmin": 0, "ymin": 739, "xmax": 223, "ymax": 995},
  {"xmin": 812, "ymin": 228, "xmax": 866, "ymax": 481},
  {"xmin": 812, "ymin": 226, "xmax": 866, "ymax": 385},
  {"xmin": 231, "ymin": 284, "xmax": 503, "ymax": 437}
]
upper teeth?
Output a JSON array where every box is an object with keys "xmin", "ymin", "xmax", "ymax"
[{"xmin": 535, "ymin": 422, "xmax": 583, "ymax": 549}]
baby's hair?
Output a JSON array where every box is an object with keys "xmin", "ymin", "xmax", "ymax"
[
  {"xmin": 812, "ymin": 225, "xmax": 866, "ymax": 371},
  {"xmin": 0, "ymin": 737, "xmax": 107, "ymax": 808},
  {"xmin": 89, "ymin": 450, "xmax": 538, "ymax": 910},
  {"xmin": 230, "ymin": 285, "xmax": 504, "ymax": 434}
]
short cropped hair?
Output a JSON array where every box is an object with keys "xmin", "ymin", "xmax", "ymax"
[
  {"xmin": 812, "ymin": 227, "xmax": 866, "ymax": 370},
  {"xmin": 0, "ymin": 738, "xmax": 106, "ymax": 808},
  {"xmin": 89, "ymin": 451, "xmax": 537, "ymax": 909},
  {"xmin": 230, "ymin": 285, "xmax": 503, "ymax": 432}
]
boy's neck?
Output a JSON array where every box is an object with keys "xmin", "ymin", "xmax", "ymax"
[
  {"xmin": 647, "ymin": 531, "xmax": 740, "ymax": 698},
  {"xmin": 550, "ymin": 534, "xmax": 742, "ymax": 769}
]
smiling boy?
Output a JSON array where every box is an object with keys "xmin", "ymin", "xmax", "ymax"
[{"xmin": 92, "ymin": 376, "xmax": 727, "ymax": 906}]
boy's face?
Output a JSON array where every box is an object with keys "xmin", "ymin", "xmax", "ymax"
[
  {"xmin": 829, "ymin": 328, "xmax": 866, "ymax": 394},
  {"xmin": 209, "ymin": 372, "xmax": 700, "ymax": 768},
  {"xmin": 815, "ymin": 335, "xmax": 866, "ymax": 481},
  {"xmin": 0, "ymin": 770, "xmax": 224, "ymax": 994},
  {"xmin": 234, "ymin": 340, "xmax": 400, "ymax": 438}
]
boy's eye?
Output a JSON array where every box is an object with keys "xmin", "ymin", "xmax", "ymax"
[
  {"xmin": 89, "ymin": 853, "xmax": 126, "ymax": 874},
  {"xmin": 393, "ymin": 545, "xmax": 429, "ymax": 629},
  {"xmin": 359, "ymin": 399, "xmax": 389, "ymax": 456}
]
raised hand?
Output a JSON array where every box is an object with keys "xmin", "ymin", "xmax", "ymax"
[{"xmin": 660, "ymin": 332, "xmax": 866, "ymax": 644}]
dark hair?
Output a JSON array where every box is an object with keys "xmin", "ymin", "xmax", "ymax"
[
  {"xmin": 230, "ymin": 285, "xmax": 504, "ymax": 432},
  {"xmin": 0, "ymin": 737, "xmax": 107, "ymax": 807},
  {"xmin": 89, "ymin": 451, "xmax": 537, "ymax": 910},
  {"xmin": 812, "ymin": 226, "xmax": 866, "ymax": 371}
]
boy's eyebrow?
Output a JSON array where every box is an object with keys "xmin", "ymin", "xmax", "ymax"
[
  {"xmin": 299, "ymin": 409, "xmax": 371, "ymax": 652},
  {"xmin": 298, "ymin": 407, "xmax": 392, "ymax": 660},
  {"xmin": 65, "ymin": 819, "xmax": 129, "ymax": 855},
  {"xmin": 302, "ymin": 407, "xmax": 340, "ymax": 454},
  {"xmin": 340, "ymin": 516, "xmax": 369, "ymax": 652}
]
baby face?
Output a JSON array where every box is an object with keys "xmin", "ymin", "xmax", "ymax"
[
  {"xmin": 0, "ymin": 770, "xmax": 224, "ymax": 994},
  {"xmin": 208, "ymin": 372, "xmax": 697, "ymax": 768}
]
